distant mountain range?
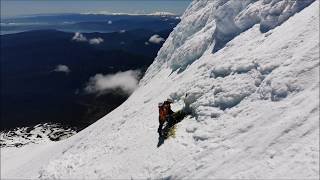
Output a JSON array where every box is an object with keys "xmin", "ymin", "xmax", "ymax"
[
  {"xmin": 81, "ymin": 11, "xmax": 178, "ymax": 16},
  {"xmin": 1, "ymin": 13, "xmax": 180, "ymax": 34}
]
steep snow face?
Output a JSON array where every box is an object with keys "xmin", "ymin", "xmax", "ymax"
[
  {"xmin": 142, "ymin": 0, "xmax": 315, "ymax": 80},
  {"xmin": 2, "ymin": 0, "xmax": 319, "ymax": 179},
  {"xmin": 33, "ymin": 1, "xmax": 319, "ymax": 179}
]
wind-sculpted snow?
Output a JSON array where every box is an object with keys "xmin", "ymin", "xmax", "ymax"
[
  {"xmin": 142, "ymin": 0, "xmax": 315, "ymax": 80},
  {"xmin": 2, "ymin": 0, "xmax": 319, "ymax": 179}
]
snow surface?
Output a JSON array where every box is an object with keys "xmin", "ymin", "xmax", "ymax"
[
  {"xmin": 1, "ymin": 0, "xmax": 319, "ymax": 179},
  {"xmin": 142, "ymin": 0, "xmax": 315, "ymax": 79}
]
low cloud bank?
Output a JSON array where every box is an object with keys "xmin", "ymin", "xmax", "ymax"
[
  {"xmin": 72, "ymin": 32, "xmax": 87, "ymax": 42},
  {"xmin": 54, "ymin": 64, "xmax": 70, "ymax": 74},
  {"xmin": 89, "ymin": 37, "xmax": 104, "ymax": 45},
  {"xmin": 72, "ymin": 32, "xmax": 104, "ymax": 45},
  {"xmin": 85, "ymin": 70, "xmax": 141, "ymax": 95},
  {"xmin": 148, "ymin": 34, "xmax": 165, "ymax": 44}
]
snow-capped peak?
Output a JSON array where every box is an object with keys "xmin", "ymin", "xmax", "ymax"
[
  {"xmin": 147, "ymin": 11, "xmax": 176, "ymax": 16},
  {"xmin": 82, "ymin": 11, "xmax": 177, "ymax": 16}
]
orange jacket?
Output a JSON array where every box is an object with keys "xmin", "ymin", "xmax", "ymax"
[{"xmin": 159, "ymin": 103, "xmax": 174, "ymax": 124}]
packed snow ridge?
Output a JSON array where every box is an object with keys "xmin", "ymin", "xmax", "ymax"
[{"xmin": 2, "ymin": 0, "xmax": 319, "ymax": 179}]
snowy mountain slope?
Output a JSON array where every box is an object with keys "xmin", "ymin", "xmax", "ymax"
[
  {"xmin": 142, "ymin": 0, "xmax": 315, "ymax": 81},
  {"xmin": 2, "ymin": 0, "xmax": 319, "ymax": 179}
]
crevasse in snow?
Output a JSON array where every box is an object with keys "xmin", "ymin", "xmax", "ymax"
[{"xmin": 1, "ymin": 0, "xmax": 319, "ymax": 179}]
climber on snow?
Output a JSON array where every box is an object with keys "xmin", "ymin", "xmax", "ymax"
[
  {"xmin": 157, "ymin": 97, "xmax": 189, "ymax": 137},
  {"xmin": 158, "ymin": 98, "xmax": 174, "ymax": 136}
]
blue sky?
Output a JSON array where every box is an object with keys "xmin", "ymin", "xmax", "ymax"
[{"xmin": 1, "ymin": 0, "xmax": 192, "ymax": 17}]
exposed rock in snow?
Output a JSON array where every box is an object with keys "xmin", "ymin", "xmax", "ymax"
[
  {"xmin": 0, "ymin": 123, "xmax": 76, "ymax": 148},
  {"xmin": 1, "ymin": 0, "xmax": 319, "ymax": 179}
]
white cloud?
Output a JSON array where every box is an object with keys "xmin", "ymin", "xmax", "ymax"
[
  {"xmin": 89, "ymin": 37, "xmax": 104, "ymax": 45},
  {"xmin": 72, "ymin": 32, "xmax": 87, "ymax": 42},
  {"xmin": 54, "ymin": 65, "xmax": 70, "ymax": 74},
  {"xmin": 148, "ymin": 34, "xmax": 165, "ymax": 44},
  {"xmin": 107, "ymin": 20, "xmax": 112, "ymax": 24},
  {"xmin": 145, "ymin": 42, "xmax": 149, "ymax": 45},
  {"xmin": 85, "ymin": 70, "xmax": 141, "ymax": 95},
  {"xmin": 119, "ymin": 29, "xmax": 126, "ymax": 33},
  {"xmin": 72, "ymin": 33, "xmax": 104, "ymax": 45}
]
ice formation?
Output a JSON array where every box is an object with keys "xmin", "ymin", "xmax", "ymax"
[{"xmin": 142, "ymin": 0, "xmax": 315, "ymax": 76}]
